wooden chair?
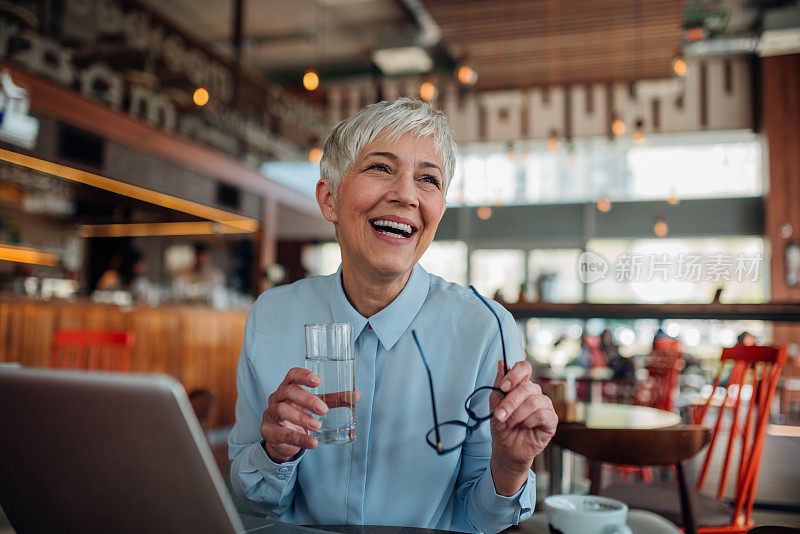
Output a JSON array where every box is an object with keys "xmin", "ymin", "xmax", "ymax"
[
  {"xmin": 49, "ymin": 329, "xmax": 135, "ymax": 372},
  {"xmin": 612, "ymin": 338, "xmax": 683, "ymax": 483},
  {"xmin": 636, "ymin": 338, "xmax": 683, "ymax": 412},
  {"xmin": 603, "ymin": 345, "xmax": 787, "ymax": 534},
  {"xmin": 686, "ymin": 345, "xmax": 787, "ymax": 533},
  {"xmin": 554, "ymin": 425, "xmax": 711, "ymax": 534}
]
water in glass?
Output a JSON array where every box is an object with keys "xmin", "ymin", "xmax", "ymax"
[{"xmin": 305, "ymin": 355, "xmax": 356, "ymax": 443}]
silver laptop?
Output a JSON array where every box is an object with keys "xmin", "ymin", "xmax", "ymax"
[{"xmin": 0, "ymin": 367, "xmax": 328, "ymax": 534}]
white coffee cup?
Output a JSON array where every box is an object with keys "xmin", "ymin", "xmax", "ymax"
[{"xmin": 544, "ymin": 494, "xmax": 633, "ymax": 534}]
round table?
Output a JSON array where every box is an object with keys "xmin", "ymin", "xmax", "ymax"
[
  {"xmin": 548, "ymin": 402, "xmax": 681, "ymax": 495},
  {"xmin": 536, "ymin": 367, "xmax": 615, "ymax": 382},
  {"xmin": 571, "ymin": 402, "xmax": 682, "ymax": 429}
]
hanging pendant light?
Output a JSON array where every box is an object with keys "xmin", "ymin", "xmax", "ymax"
[
  {"xmin": 654, "ymin": 218, "xmax": 668, "ymax": 237},
  {"xmin": 611, "ymin": 114, "xmax": 626, "ymax": 137},
  {"xmin": 308, "ymin": 147, "xmax": 323, "ymax": 164},
  {"xmin": 193, "ymin": 87, "xmax": 210, "ymax": 106},
  {"xmin": 667, "ymin": 187, "xmax": 679, "ymax": 206},
  {"xmin": 672, "ymin": 56, "xmax": 688, "ymax": 77},
  {"xmin": 419, "ymin": 80, "xmax": 437, "ymax": 101},
  {"xmin": 456, "ymin": 63, "xmax": 478, "ymax": 87},
  {"xmin": 303, "ymin": 69, "xmax": 320, "ymax": 91}
]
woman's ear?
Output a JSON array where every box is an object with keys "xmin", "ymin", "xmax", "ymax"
[{"xmin": 316, "ymin": 179, "xmax": 338, "ymax": 223}]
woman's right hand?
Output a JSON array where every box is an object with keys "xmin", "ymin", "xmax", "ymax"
[{"xmin": 260, "ymin": 367, "xmax": 328, "ymax": 463}]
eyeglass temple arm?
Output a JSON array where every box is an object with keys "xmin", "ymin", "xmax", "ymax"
[
  {"xmin": 411, "ymin": 330, "xmax": 442, "ymax": 452},
  {"xmin": 469, "ymin": 285, "xmax": 509, "ymax": 374}
]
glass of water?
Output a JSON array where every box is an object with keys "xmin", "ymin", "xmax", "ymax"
[{"xmin": 304, "ymin": 323, "xmax": 356, "ymax": 444}]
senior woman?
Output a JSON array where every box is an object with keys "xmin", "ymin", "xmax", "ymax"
[{"xmin": 228, "ymin": 97, "xmax": 557, "ymax": 533}]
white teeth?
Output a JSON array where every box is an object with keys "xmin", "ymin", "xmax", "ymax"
[
  {"xmin": 377, "ymin": 230, "xmax": 406, "ymax": 239},
  {"xmin": 372, "ymin": 219, "xmax": 413, "ymax": 234}
]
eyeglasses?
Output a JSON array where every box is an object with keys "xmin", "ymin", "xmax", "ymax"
[{"xmin": 412, "ymin": 285, "xmax": 509, "ymax": 454}]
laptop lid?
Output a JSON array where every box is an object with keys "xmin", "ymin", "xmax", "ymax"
[{"xmin": 0, "ymin": 367, "xmax": 245, "ymax": 534}]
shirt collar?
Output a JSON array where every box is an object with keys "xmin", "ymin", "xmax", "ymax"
[{"xmin": 329, "ymin": 264, "xmax": 430, "ymax": 350}]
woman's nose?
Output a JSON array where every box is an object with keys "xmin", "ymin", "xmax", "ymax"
[{"xmin": 388, "ymin": 172, "xmax": 418, "ymax": 206}]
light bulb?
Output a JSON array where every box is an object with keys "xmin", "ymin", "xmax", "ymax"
[
  {"xmin": 308, "ymin": 147, "xmax": 323, "ymax": 164},
  {"xmin": 420, "ymin": 81, "xmax": 436, "ymax": 101},
  {"xmin": 303, "ymin": 70, "xmax": 319, "ymax": 91},
  {"xmin": 456, "ymin": 65, "xmax": 477, "ymax": 86},
  {"xmin": 193, "ymin": 87, "xmax": 209, "ymax": 106},
  {"xmin": 672, "ymin": 58, "xmax": 688, "ymax": 77},
  {"xmin": 612, "ymin": 118, "xmax": 626, "ymax": 137}
]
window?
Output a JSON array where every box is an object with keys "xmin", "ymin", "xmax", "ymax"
[
  {"xmin": 419, "ymin": 240, "xmax": 468, "ymax": 285},
  {"xmin": 303, "ymin": 242, "xmax": 341, "ymax": 276},
  {"xmin": 470, "ymin": 249, "xmax": 525, "ymax": 302},
  {"xmin": 627, "ymin": 140, "xmax": 762, "ymax": 200},
  {"xmin": 525, "ymin": 317, "xmax": 769, "ymax": 365},
  {"xmin": 528, "ymin": 249, "xmax": 583, "ymax": 303},
  {"xmin": 458, "ymin": 153, "xmax": 518, "ymax": 206},
  {"xmin": 446, "ymin": 131, "xmax": 762, "ymax": 207},
  {"xmin": 585, "ymin": 237, "xmax": 766, "ymax": 304},
  {"xmin": 526, "ymin": 318, "xmax": 585, "ymax": 365}
]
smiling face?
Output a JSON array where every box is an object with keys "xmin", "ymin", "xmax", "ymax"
[{"xmin": 317, "ymin": 131, "xmax": 446, "ymax": 285}]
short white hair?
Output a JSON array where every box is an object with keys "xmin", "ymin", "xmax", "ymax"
[{"xmin": 320, "ymin": 97, "xmax": 456, "ymax": 201}]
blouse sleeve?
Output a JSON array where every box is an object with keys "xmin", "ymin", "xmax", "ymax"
[
  {"xmin": 228, "ymin": 300, "xmax": 303, "ymax": 516},
  {"xmin": 452, "ymin": 307, "xmax": 535, "ymax": 533}
]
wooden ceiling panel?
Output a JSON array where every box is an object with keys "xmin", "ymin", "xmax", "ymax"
[{"xmin": 424, "ymin": 0, "xmax": 685, "ymax": 90}]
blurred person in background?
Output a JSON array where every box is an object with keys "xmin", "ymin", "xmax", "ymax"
[
  {"xmin": 602, "ymin": 329, "xmax": 635, "ymax": 381},
  {"xmin": 128, "ymin": 251, "xmax": 154, "ymax": 303},
  {"xmin": 95, "ymin": 252, "xmax": 124, "ymax": 291},
  {"xmin": 737, "ymin": 331, "xmax": 756, "ymax": 346},
  {"xmin": 652, "ymin": 320, "xmax": 670, "ymax": 349},
  {"xmin": 172, "ymin": 243, "xmax": 224, "ymax": 302},
  {"xmin": 576, "ymin": 332, "xmax": 608, "ymax": 369}
]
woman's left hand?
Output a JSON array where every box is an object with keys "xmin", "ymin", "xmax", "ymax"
[{"xmin": 489, "ymin": 360, "xmax": 558, "ymax": 494}]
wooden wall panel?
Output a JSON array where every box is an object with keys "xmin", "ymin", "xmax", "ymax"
[
  {"xmin": 762, "ymin": 53, "xmax": 800, "ymax": 377},
  {"xmin": 0, "ymin": 300, "xmax": 246, "ymax": 429}
]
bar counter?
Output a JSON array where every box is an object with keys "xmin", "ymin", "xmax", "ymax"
[{"xmin": 0, "ymin": 298, "xmax": 247, "ymax": 429}]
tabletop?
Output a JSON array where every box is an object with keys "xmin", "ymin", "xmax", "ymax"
[
  {"xmin": 547, "ymin": 402, "xmax": 681, "ymax": 496},
  {"xmin": 566, "ymin": 402, "xmax": 682, "ymax": 430},
  {"xmin": 535, "ymin": 367, "xmax": 614, "ymax": 382}
]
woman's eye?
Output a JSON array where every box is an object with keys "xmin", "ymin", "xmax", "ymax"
[
  {"xmin": 420, "ymin": 176, "xmax": 441, "ymax": 188},
  {"xmin": 368, "ymin": 163, "xmax": 390, "ymax": 172}
]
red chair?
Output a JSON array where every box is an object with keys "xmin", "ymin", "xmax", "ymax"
[
  {"xmin": 605, "ymin": 345, "xmax": 787, "ymax": 534},
  {"xmin": 635, "ymin": 338, "xmax": 683, "ymax": 412},
  {"xmin": 49, "ymin": 329, "xmax": 135, "ymax": 372},
  {"xmin": 612, "ymin": 339, "xmax": 682, "ymax": 484},
  {"xmin": 585, "ymin": 334, "xmax": 608, "ymax": 368},
  {"xmin": 691, "ymin": 345, "xmax": 787, "ymax": 533}
]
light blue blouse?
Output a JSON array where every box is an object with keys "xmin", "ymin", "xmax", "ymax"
[{"xmin": 228, "ymin": 264, "xmax": 534, "ymax": 533}]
